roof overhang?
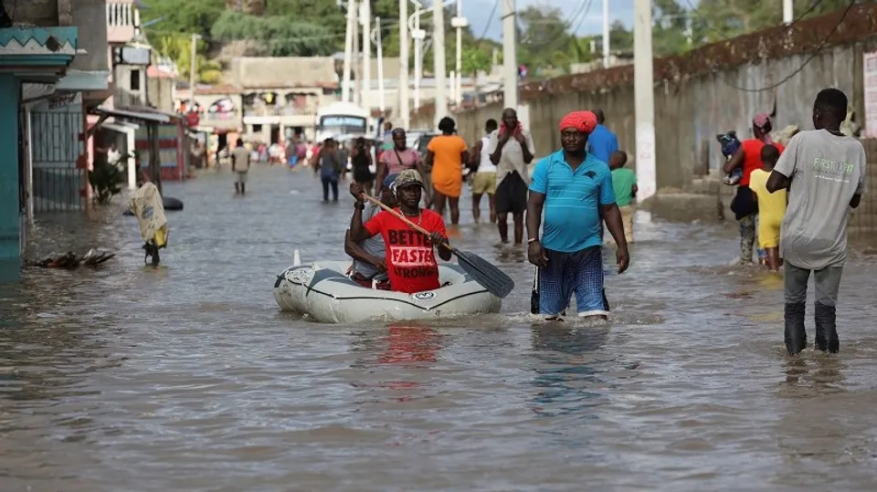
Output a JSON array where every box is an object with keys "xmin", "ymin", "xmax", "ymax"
[{"xmin": 0, "ymin": 28, "xmax": 77, "ymax": 79}]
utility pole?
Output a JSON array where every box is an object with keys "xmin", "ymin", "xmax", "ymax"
[
  {"xmin": 375, "ymin": 17, "xmax": 385, "ymax": 113},
  {"xmin": 452, "ymin": 0, "xmax": 468, "ymax": 105},
  {"xmin": 433, "ymin": 0, "xmax": 448, "ymax": 125},
  {"xmin": 502, "ymin": 0, "xmax": 518, "ymax": 109},
  {"xmin": 342, "ymin": 0, "xmax": 356, "ymax": 103},
  {"xmin": 633, "ymin": 0, "xmax": 655, "ymax": 201},
  {"xmin": 602, "ymin": 0, "xmax": 610, "ymax": 68},
  {"xmin": 361, "ymin": 0, "xmax": 371, "ymax": 115},
  {"xmin": 783, "ymin": 0, "xmax": 793, "ymax": 24},
  {"xmin": 188, "ymin": 34, "xmax": 198, "ymax": 110},
  {"xmin": 399, "ymin": 0, "xmax": 410, "ymax": 128},
  {"xmin": 412, "ymin": 7, "xmax": 424, "ymax": 111},
  {"xmin": 352, "ymin": 4, "xmax": 361, "ymax": 106}
]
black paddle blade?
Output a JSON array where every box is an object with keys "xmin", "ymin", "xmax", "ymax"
[{"xmin": 454, "ymin": 249, "xmax": 515, "ymax": 298}]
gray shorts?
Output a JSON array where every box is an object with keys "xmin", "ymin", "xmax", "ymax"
[
  {"xmin": 236, "ymin": 171, "xmax": 248, "ymax": 184},
  {"xmin": 784, "ymin": 262, "xmax": 844, "ymax": 306}
]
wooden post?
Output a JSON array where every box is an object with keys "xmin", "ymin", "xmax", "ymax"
[{"xmin": 148, "ymin": 124, "xmax": 162, "ymax": 194}]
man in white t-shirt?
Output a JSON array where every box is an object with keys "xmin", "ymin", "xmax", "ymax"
[
  {"xmin": 469, "ymin": 118, "xmax": 499, "ymax": 223},
  {"xmin": 231, "ymin": 138, "xmax": 251, "ymax": 194},
  {"xmin": 489, "ymin": 108, "xmax": 536, "ymax": 244},
  {"xmin": 766, "ymin": 88, "xmax": 867, "ymax": 356}
]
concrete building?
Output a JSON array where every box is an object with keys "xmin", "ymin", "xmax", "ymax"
[
  {"xmin": 1, "ymin": 0, "xmax": 118, "ymax": 277},
  {"xmin": 225, "ymin": 57, "xmax": 340, "ymax": 142},
  {"xmin": 96, "ymin": 0, "xmax": 188, "ymax": 190},
  {"xmin": 0, "ymin": 2, "xmax": 81, "ymax": 275}
]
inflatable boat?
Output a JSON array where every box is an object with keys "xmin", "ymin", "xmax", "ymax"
[{"xmin": 273, "ymin": 260, "xmax": 502, "ymax": 323}]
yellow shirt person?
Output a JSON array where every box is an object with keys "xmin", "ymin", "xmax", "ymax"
[{"xmin": 749, "ymin": 168, "xmax": 786, "ymax": 248}]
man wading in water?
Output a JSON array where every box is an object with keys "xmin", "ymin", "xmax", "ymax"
[
  {"xmin": 348, "ymin": 170, "xmax": 452, "ymax": 294},
  {"xmin": 766, "ymin": 88, "xmax": 866, "ymax": 355},
  {"xmin": 489, "ymin": 108, "xmax": 535, "ymax": 244},
  {"xmin": 527, "ymin": 111, "xmax": 629, "ymax": 319}
]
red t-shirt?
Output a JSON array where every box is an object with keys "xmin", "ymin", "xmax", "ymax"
[
  {"xmin": 740, "ymin": 140, "xmax": 785, "ymax": 186},
  {"xmin": 364, "ymin": 209, "xmax": 448, "ymax": 294}
]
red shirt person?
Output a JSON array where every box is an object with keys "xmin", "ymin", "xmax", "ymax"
[{"xmin": 348, "ymin": 169, "xmax": 452, "ymax": 294}]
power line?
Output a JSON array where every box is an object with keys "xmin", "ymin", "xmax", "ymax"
[
  {"xmin": 571, "ymin": 0, "xmax": 596, "ymax": 37},
  {"xmin": 475, "ymin": 0, "xmax": 500, "ymax": 43},
  {"xmin": 720, "ymin": 0, "xmax": 856, "ymax": 93},
  {"xmin": 684, "ymin": 0, "xmax": 826, "ymax": 44}
]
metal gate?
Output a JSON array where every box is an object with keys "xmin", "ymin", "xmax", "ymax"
[{"xmin": 30, "ymin": 109, "xmax": 85, "ymax": 212}]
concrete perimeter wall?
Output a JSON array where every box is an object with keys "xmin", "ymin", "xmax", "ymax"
[{"xmin": 411, "ymin": 5, "xmax": 877, "ymax": 232}]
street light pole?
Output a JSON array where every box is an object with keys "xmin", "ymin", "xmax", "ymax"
[
  {"xmin": 602, "ymin": 0, "xmax": 610, "ymax": 68},
  {"xmin": 452, "ymin": 0, "xmax": 468, "ymax": 105},
  {"xmin": 399, "ymin": 0, "xmax": 410, "ymax": 128},
  {"xmin": 633, "ymin": 0, "xmax": 655, "ymax": 201},
  {"xmin": 411, "ymin": 7, "xmax": 424, "ymax": 111},
  {"xmin": 433, "ymin": 0, "xmax": 448, "ymax": 126},
  {"xmin": 502, "ymin": 0, "xmax": 518, "ymax": 109},
  {"xmin": 341, "ymin": 0, "xmax": 356, "ymax": 103},
  {"xmin": 342, "ymin": 0, "xmax": 356, "ymax": 103},
  {"xmin": 361, "ymin": 0, "xmax": 371, "ymax": 115},
  {"xmin": 374, "ymin": 17, "xmax": 385, "ymax": 113}
]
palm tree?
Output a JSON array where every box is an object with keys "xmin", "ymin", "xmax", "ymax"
[{"xmin": 157, "ymin": 35, "xmax": 223, "ymax": 84}]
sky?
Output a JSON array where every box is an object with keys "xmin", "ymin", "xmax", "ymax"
[{"xmin": 462, "ymin": 0, "xmax": 637, "ymax": 41}]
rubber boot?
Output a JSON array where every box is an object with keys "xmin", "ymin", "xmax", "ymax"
[
  {"xmin": 235, "ymin": 182, "xmax": 240, "ymax": 194},
  {"xmin": 784, "ymin": 302, "xmax": 807, "ymax": 356},
  {"xmin": 814, "ymin": 302, "xmax": 839, "ymax": 353},
  {"xmin": 240, "ymin": 183, "xmax": 245, "ymax": 195}
]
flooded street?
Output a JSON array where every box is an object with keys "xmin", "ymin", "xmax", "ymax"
[{"xmin": 3, "ymin": 165, "xmax": 877, "ymax": 492}]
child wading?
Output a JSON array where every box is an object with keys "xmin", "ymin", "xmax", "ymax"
[
  {"xmin": 747, "ymin": 145, "xmax": 786, "ymax": 272},
  {"xmin": 608, "ymin": 151, "xmax": 636, "ymax": 244}
]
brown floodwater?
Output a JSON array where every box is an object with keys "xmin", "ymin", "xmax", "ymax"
[{"xmin": 2, "ymin": 165, "xmax": 877, "ymax": 492}]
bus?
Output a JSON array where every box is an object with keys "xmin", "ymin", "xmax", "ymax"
[{"xmin": 315, "ymin": 102, "xmax": 368, "ymax": 141}]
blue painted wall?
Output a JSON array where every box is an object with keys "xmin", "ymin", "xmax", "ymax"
[{"xmin": 0, "ymin": 73, "xmax": 20, "ymax": 269}]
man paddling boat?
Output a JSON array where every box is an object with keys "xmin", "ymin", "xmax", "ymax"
[
  {"xmin": 349, "ymin": 170, "xmax": 452, "ymax": 294},
  {"xmin": 344, "ymin": 173, "xmax": 398, "ymax": 289},
  {"xmin": 526, "ymin": 111, "xmax": 630, "ymax": 319}
]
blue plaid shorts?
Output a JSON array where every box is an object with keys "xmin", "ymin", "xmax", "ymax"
[{"xmin": 539, "ymin": 246, "xmax": 609, "ymax": 317}]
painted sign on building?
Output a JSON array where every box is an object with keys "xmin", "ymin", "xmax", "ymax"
[{"xmin": 864, "ymin": 51, "xmax": 877, "ymax": 138}]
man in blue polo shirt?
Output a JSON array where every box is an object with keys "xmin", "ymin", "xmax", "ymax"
[
  {"xmin": 587, "ymin": 109, "xmax": 619, "ymax": 165},
  {"xmin": 526, "ymin": 110, "xmax": 630, "ymax": 319}
]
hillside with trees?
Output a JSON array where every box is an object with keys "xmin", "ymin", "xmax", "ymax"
[{"xmin": 139, "ymin": 0, "xmax": 863, "ymax": 84}]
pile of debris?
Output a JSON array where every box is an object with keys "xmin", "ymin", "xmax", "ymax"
[{"xmin": 26, "ymin": 249, "xmax": 115, "ymax": 269}]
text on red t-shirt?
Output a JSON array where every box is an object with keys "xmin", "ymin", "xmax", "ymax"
[{"xmin": 364, "ymin": 209, "xmax": 448, "ymax": 294}]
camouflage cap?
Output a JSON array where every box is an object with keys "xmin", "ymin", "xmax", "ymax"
[{"xmin": 394, "ymin": 169, "xmax": 424, "ymax": 189}]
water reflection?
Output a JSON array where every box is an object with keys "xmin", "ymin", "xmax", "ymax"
[{"xmin": 529, "ymin": 324, "xmax": 609, "ymax": 418}]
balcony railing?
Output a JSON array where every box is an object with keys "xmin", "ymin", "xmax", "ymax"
[
  {"xmin": 242, "ymin": 104, "xmax": 317, "ymax": 117},
  {"xmin": 107, "ymin": 1, "xmax": 138, "ymax": 44},
  {"xmin": 107, "ymin": 1, "xmax": 139, "ymax": 26}
]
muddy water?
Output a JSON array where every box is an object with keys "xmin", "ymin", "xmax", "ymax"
[{"xmin": 2, "ymin": 165, "xmax": 877, "ymax": 492}]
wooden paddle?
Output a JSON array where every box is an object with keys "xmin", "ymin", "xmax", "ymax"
[{"xmin": 361, "ymin": 194, "xmax": 515, "ymax": 298}]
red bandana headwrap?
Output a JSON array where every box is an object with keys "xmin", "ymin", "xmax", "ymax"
[{"xmin": 558, "ymin": 111, "xmax": 597, "ymax": 134}]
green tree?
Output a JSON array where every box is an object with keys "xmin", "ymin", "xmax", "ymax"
[
  {"xmin": 139, "ymin": 0, "xmax": 225, "ymax": 45},
  {"xmin": 210, "ymin": 11, "xmax": 336, "ymax": 56},
  {"xmin": 157, "ymin": 35, "xmax": 222, "ymax": 84},
  {"xmin": 516, "ymin": 5, "xmax": 573, "ymax": 74},
  {"xmin": 461, "ymin": 47, "xmax": 491, "ymax": 77}
]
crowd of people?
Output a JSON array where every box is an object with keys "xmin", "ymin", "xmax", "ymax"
[
  {"xmin": 336, "ymin": 87, "xmax": 867, "ymax": 357},
  {"xmin": 338, "ymin": 108, "xmax": 634, "ymax": 323}
]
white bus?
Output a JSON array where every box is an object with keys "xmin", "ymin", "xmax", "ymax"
[{"xmin": 315, "ymin": 102, "xmax": 369, "ymax": 141}]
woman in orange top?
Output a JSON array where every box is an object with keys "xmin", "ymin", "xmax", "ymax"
[{"xmin": 426, "ymin": 117, "xmax": 469, "ymax": 225}]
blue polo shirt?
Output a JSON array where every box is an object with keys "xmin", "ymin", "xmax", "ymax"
[
  {"xmin": 529, "ymin": 151, "xmax": 616, "ymax": 253},
  {"xmin": 586, "ymin": 124, "xmax": 618, "ymax": 165}
]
